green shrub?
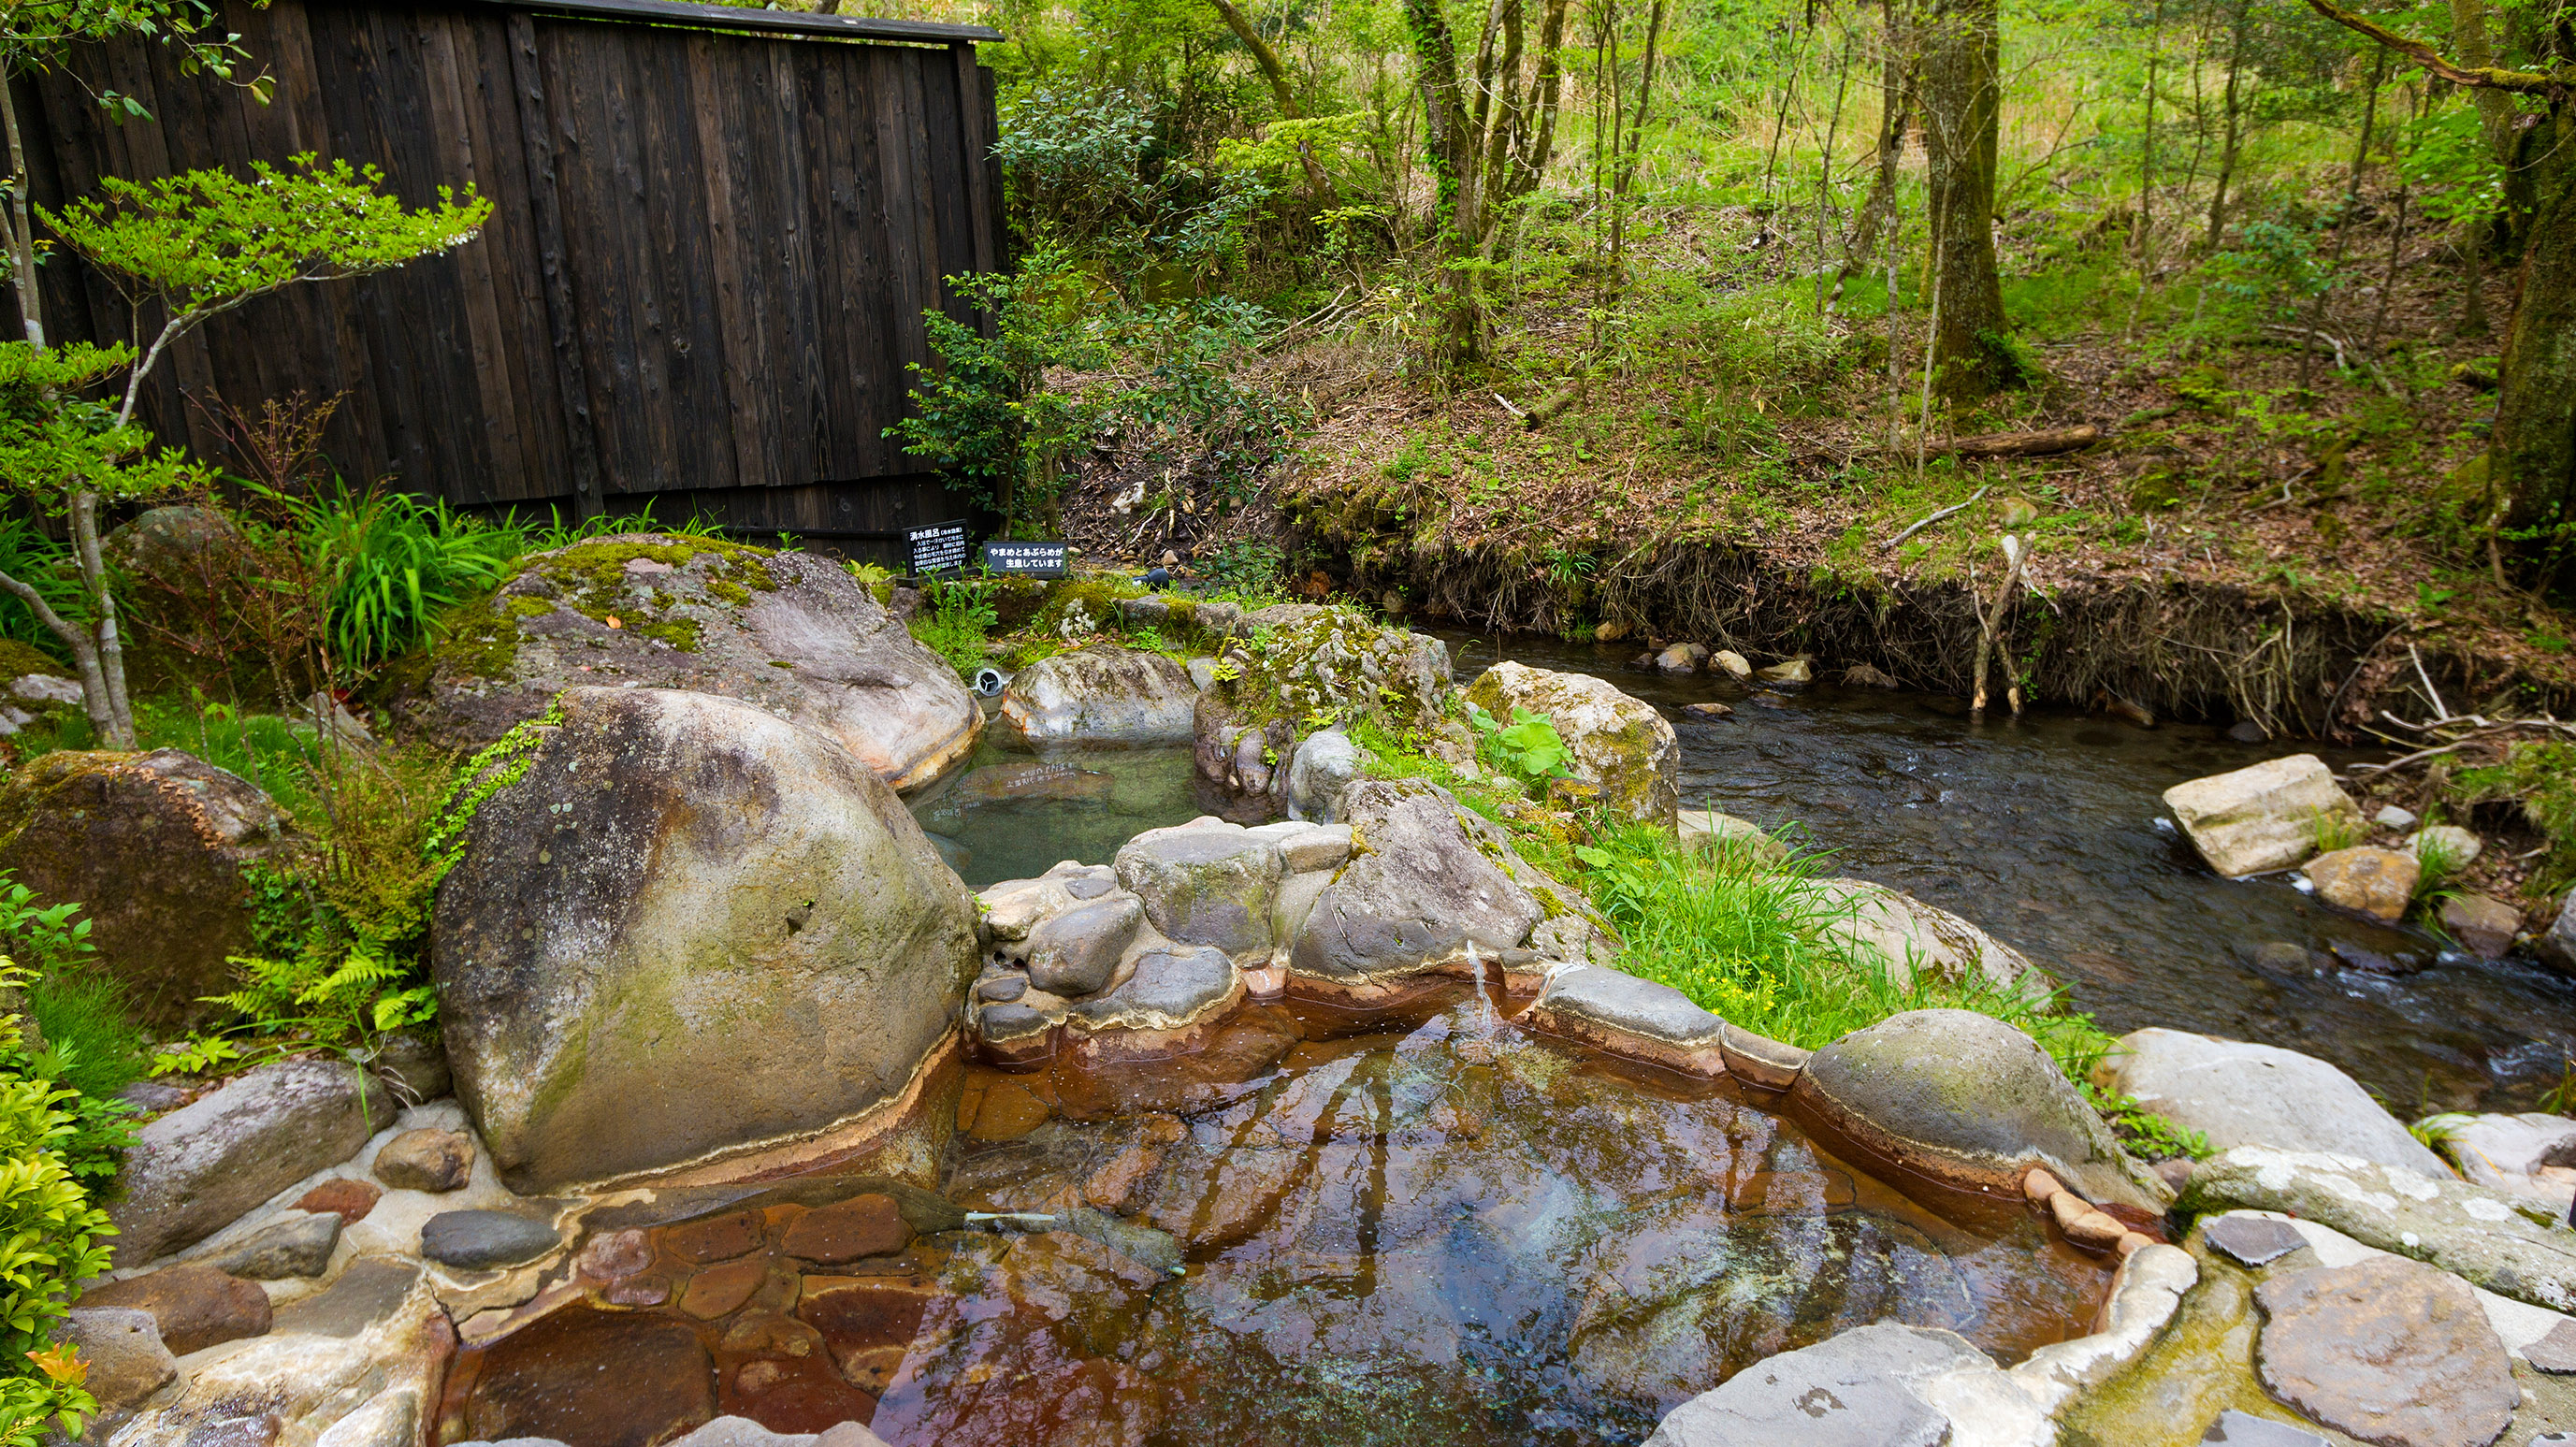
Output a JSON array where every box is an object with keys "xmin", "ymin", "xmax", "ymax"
[
  {"xmin": 2442, "ymin": 739, "xmax": 2576, "ymax": 893},
  {"xmin": 0, "ymin": 962, "xmax": 122, "ymax": 1446},
  {"xmin": 1466, "ymin": 702, "xmax": 1571, "ymax": 797},
  {"xmin": 216, "ymin": 742, "xmax": 460, "ymax": 1049}
]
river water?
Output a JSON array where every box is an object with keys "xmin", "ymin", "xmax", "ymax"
[
  {"xmin": 1450, "ymin": 630, "xmax": 2576, "ymax": 1115},
  {"xmin": 911, "ymin": 635, "xmax": 2576, "ymax": 1115}
]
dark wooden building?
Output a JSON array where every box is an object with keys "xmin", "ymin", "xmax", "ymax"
[{"xmin": 16, "ymin": 0, "xmax": 1006, "ymax": 560}]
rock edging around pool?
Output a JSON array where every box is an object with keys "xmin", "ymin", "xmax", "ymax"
[{"xmin": 964, "ymin": 773, "xmax": 2176, "ymax": 1267}]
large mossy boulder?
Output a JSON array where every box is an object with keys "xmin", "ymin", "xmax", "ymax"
[
  {"xmin": 989, "ymin": 644, "xmax": 1197, "ymax": 750},
  {"xmin": 431, "ymin": 687, "xmax": 979, "ymax": 1192},
  {"xmin": 1464, "ymin": 660, "xmax": 1679, "ymax": 826},
  {"xmin": 0, "ymin": 748, "xmax": 288, "ymax": 1028},
  {"xmin": 1791, "ymin": 1009, "xmax": 2172, "ymax": 1212},
  {"xmin": 395, "ymin": 533, "xmax": 977, "ymax": 793},
  {"xmin": 1190, "ymin": 605, "xmax": 1454, "ymax": 821}
]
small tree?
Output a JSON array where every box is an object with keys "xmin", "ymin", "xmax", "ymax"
[
  {"xmin": 0, "ymin": 1, "xmax": 270, "ymax": 352},
  {"xmin": 0, "ymin": 154, "xmax": 490, "ymax": 747}
]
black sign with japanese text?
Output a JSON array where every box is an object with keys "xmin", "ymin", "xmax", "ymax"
[
  {"xmin": 981, "ymin": 540, "xmax": 1070, "ymax": 578},
  {"xmin": 906, "ymin": 520, "xmax": 971, "ymax": 576}
]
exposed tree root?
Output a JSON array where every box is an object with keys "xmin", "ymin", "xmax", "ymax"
[{"xmin": 1318, "ymin": 528, "xmax": 2564, "ymax": 735}]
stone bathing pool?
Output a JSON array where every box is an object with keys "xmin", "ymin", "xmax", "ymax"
[
  {"xmin": 912, "ymin": 633, "xmax": 2576, "ymax": 1113},
  {"xmin": 438, "ymin": 986, "xmax": 2115, "ymax": 1446}
]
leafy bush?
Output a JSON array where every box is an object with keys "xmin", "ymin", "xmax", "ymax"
[
  {"xmin": 0, "ymin": 1048, "xmax": 114, "ymax": 1444},
  {"xmin": 217, "ymin": 743, "xmax": 460, "ymax": 1048},
  {"xmin": 1465, "ymin": 702, "xmax": 1570, "ymax": 796},
  {"xmin": 889, "ymin": 246, "xmax": 1111, "ymax": 533},
  {"xmin": 0, "ymin": 954, "xmax": 123, "ymax": 1446}
]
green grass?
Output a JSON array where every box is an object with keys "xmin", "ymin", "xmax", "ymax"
[
  {"xmin": 26, "ymin": 972, "xmax": 146, "ymax": 1103},
  {"xmin": 1345, "ymin": 717, "xmax": 2119, "ymax": 1085},
  {"xmin": 1574, "ymin": 820, "xmax": 2117, "ymax": 1081}
]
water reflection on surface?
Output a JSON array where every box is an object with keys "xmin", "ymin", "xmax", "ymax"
[
  {"xmin": 906, "ymin": 743, "xmax": 1204, "ymax": 890},
  {"xmin": 1442, "ymin": 630, "xmax": 2576, "ymax": 1111},
  {"xmin": 445, "ymin": 992, "xmax": 2110, "ymax": 1447}
]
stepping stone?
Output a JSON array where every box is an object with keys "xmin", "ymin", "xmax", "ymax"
[
  {"xmin": 2527, "ymin": 1318, "xmax": 2576, "ymax": 1373},
  {"xmin": 2207, "ymin": 1214, "xmax": 2310, "ymax": 1267},
  {"xmin": 2254, "ymin": 1255, "xmax": 2517, "ymax": 1447},
  {"xmin": 210, "ymin": 1209, "xmax": 340, "ymax": 1280},
  {"xmin": 2200, "ymin": 1411, "xmax": 2328, "ymax": 1445}
]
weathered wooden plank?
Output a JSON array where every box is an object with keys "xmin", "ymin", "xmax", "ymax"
[
  {"xmin": 453, "ymin": 0, "xmax": 1000, "ymax": 45},
  {"xmin": 629, "ymin": 25, "xmax": 734, "ymax": 492},
  {"xmin": 453, "ymin": 9, "xmax": 571, "ymax": 503},
  {"xmin": 508, "ymin": 10, "xmax": 604, "ymax": 517}
]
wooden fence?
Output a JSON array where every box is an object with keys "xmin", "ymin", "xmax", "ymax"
[{"xmin": 16, "ymin": 0, "xmax": 1006, "ymax": 558}]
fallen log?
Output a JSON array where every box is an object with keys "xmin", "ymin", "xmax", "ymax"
[{"xmin": 1884, "ymin": 424, "xmax": 2103, "ymax": 459}]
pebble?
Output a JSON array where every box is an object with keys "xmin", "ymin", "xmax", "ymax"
[
  {"xmin": 1680, "ymin": 702, "xmax": 1733, "ymax": 719},
  {"xmin": 2375, "ymin": 804, "xmax": 2420, "ymax": 831},
  {"xmin": 2022, "ymin": 1168, "xmax": 2063, "ymax": 1204},
  {"xmin": 976, "ymin": 975, "xmax": 1028, "ymax": 1003},
  {"xmin": 296, "ymin": 1178, "xmax": 384, "ymax": 1224},
  {"xmin": 374, "ymin": 1127, "xmax": 474, "ymax": 1193}
]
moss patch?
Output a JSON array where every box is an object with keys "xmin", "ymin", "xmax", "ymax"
[{"xmin": 0, "ymin": 639, "xmax": 68, "ymax": 683}]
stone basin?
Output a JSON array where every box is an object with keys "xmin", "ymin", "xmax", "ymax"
[{"xmin": 437, "ymin": 987, "xmax": 2116, "ymax": 1446}]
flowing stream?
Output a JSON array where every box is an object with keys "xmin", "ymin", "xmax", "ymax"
[{"xmin": 1445, "ymin": 630, "xmax": 2576, "ymax": 1113}]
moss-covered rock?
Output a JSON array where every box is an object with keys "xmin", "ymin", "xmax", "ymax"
[
  {"xmin": 393, "ymin": 533, "xmax": 977, "ymax": 792},
  {"xmin": 1465, "ymin": 659, "xmax": 1679, "ymax": 827},
  {"xmin": 430, "ymin": 687, "xmax": 980, "ymax": 1193},
  {"xmin": 1189, "ymin": 604, "xmax": 1454, "ymax": 821},
  {"xmin": 0, "ymin": 748, "xmax": 289, "ymax": 1028},
  {"xmin": 1792, "ymin": 1009, "xmax": 2172, "ymax": 1213}
]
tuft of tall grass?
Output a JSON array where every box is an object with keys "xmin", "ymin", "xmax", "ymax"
[
  {"xmin": 263, "ymin": 482, "xmax": 526, "ymax": 671},
  {"xmin": 26, "ymin": 971, "xmax": 146, "ymax": 1103},
  {"xmin": 1574, "ymin": 821, "xmax": 2118, "ymax": 1082}
]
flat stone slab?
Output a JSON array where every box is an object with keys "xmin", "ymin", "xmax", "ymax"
[
  {"xmin": 2254, "ymin": 1254, "xmax": 2517, "ymax": 1447},
  {"xmin": 421, "ymin": 1210, "xmax": 560, "ymax": 1271},
  {"xmin": 1643, "ymin": 1323, "xmax": 2039, "ymax": 1447},
  {"xmin": 1536, "ymin": 965, "xmax": 1724, "ymax": 1048},
  {"xmin": 273, "ymin": 1259, "xmax": 422, "ymax": 1339},
  {"xmin": 2200, "ymin": 1410, "xmax": 2329, "ymax": 1445},
  {"xmin": 2530, "ymin": 1319, "xmax": 2576, "ymax": 1372},
  {"xmin": 2095, "ymin": 1028, "xmax": 2450, "ymax": 1177},
  {"xmin": 2184, "ymin": 1148, "xmax": 2576, "ymax": 1312},
  {"xmin": 210, "ymin": 1209, "xmax": 341, "ymax": 1281},
  {"xmin": 2206, "ymin": 1214, "xmax": 2311, "ymax": 1267}
]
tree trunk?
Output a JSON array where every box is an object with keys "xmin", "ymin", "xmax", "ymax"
[
  {"xmin": 2495, "ymin": 107, "xmax": 2576, "ymax": 557},
  {"xmin": 1918, "ymin": 0, "xmax": 2007, "ymax": 401},
  {"xmin": 1828, "ymin": 0, "xmax": 1914, "ymax": 313},
  {"xmin": 1209, "ymin": 0, "xmax": 1333, "ymax": 196},
  {"xmin": 0, "ymin": 81, "xmax": 43, "ymax": 351},
  {"xmin": 2202, "ymin": 0, "xmax": 2249, "ymax": 252}
]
